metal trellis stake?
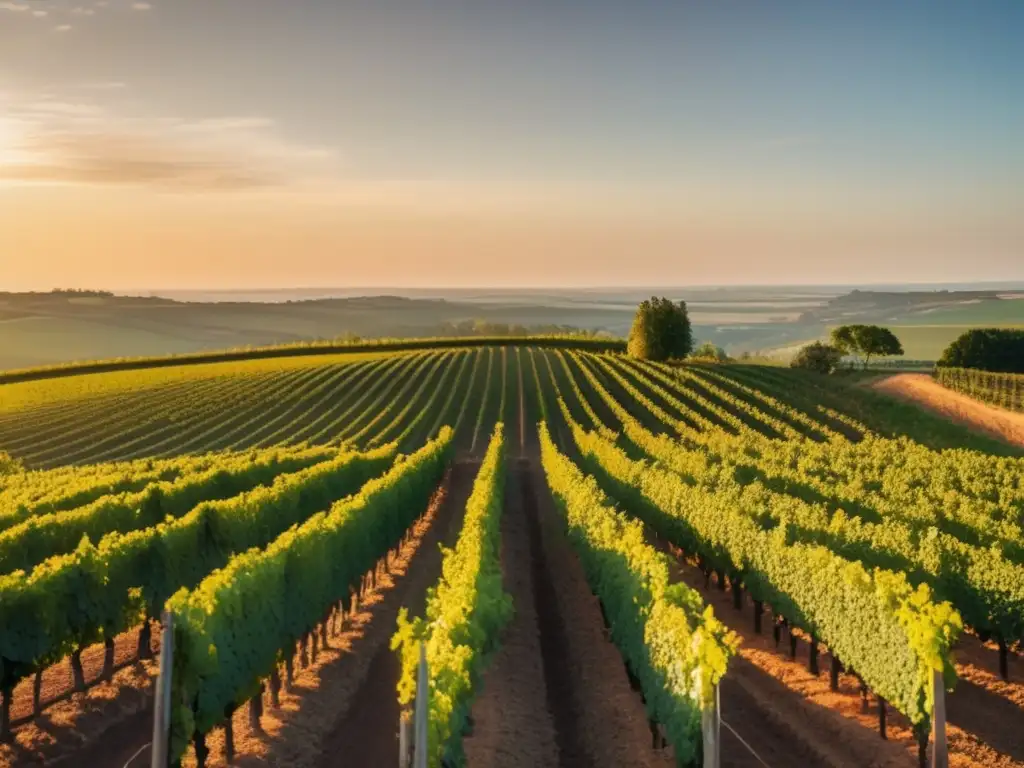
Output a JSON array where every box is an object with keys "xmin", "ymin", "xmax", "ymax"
[
  {"xmin": 413, "ymin": 642, "xmax": 429, "ymax": 768},
  {"xmin": 151, "ymin": 610, "xmax": 174, "ymax": 768},
  {"xmin": 932, "ymin": 670, "xmax": 947, "ymax": 768},
  {"xmin": 702, "ymin": 683, "xmax": 720, "ymax": 768}
]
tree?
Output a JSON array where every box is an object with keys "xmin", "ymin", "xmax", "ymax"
[
  {"xmin": 691, "ymin": 342, "xmax": 728, "ymax": 361},
  {"xmin": 937, "ymin": 329, "xmax": 1024, "ymax": 373},
  {"xmin": 627, "ymin": 297, "xmax": 693, "ymax": 361},
  {"xmin": 791, "ymin": 342, "xmax": 843, "ymax": 375},
  {"xmin": 830, "ymin": 325, "xmax": 903, "ymax": 369}
]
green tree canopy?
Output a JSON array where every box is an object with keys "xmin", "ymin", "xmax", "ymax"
[
  {"xmin": 691, "ymin": 342, "xmax": 728, "ymax": 361},
  {"xmin": 627, "ymin": 297, "xmax": 693, "ymax": 361},
  {"xmin": 937, "ymin": 328, "xmax": 1024, "ymax": 373},
  {"xmin": 830, "ymin": 325, "xmax": 904, "ymax": 368},
  {"xmin": 790, "ymin": 342, "xmax": 843, "ymax": 374}
]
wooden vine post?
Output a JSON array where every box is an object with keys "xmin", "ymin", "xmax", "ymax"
[
  {"xmin": 701, "ymin": 684, "xmax": 721, "ymax": 768},
  {"xmin": 932, "ymin": 670, "xmax": 947, "ymax": 768},
  {"xmin": 150, "ymin": 610, "xmax": 174, "ymax": 768}
]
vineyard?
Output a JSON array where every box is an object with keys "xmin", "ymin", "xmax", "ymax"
[
  {"xmin": 0, "ymin": 346, "xmax": 1022, "ymax": 768},
  {"xmin": 936, "ymin": 367, "xmax": 1024, "ymax": 414}
]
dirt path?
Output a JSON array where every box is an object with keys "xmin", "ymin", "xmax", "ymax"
[
  {"xmin": 463, "ymin": 460, "xmax": 561, "ymax": 768},
  {"xmin": 468, "ymin": 375, "xmax": 672, "ymax": 768},
  {"xmin": 468, "ymin": 459, "xmax": 671, "ymax": 768},
  {"xmin": 529, "ymin": 461, "xmax": 674, "ymax": 768},
  {"xmin": 313, "ymin": 462, "xmax": 476, "ymax": 768},
  {"xmin": 870, "ymin": 373, "xmax": 1024, "ymax": 448}
]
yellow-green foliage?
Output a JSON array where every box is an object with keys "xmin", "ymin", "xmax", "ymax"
[
  {"xmin": 1, "ymin": 453, "xmax": 220, "ymax": 531},
  {"xmin": 0, "ymin": 445, "xmax": 335, "ymax": 573},
  {"xmin": 0, "ymin": 443, "xmax": 398, "ymax": 698},
  {"xmin": 168, "ymin": 429, "xmax": 453, "ymax": 762},
  {"xmin": 0, "ymin": 352, "xmax": 389, "ymax": 415},
  {"xmin": 569, "ymin": 416, "xmax": 963, "ymax": 729},
  {"xmin": 540, "ymin": 422, "xmax": 735, "ymax": 767},
  {"xmin": 393, "ymin": 424, "xmax": 511, "ymax": 768},
  {"xmin": 575, "ymin": 352, "xmax": 1024, "ymax": 648}
]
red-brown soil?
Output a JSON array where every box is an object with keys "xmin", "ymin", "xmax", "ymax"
[
  {"xmin": 468, "ymin": 459, "xmax": 674, "ymax": 768},
  {"xmin": 530, "ymin": 459, "xmax": 675, "ymax": 767},
  {"xmin": 870, "ymin": 373, "xmax": 1024, "ymax": 448},
  {"xmin": 465, "ymin": 372, "xmax": 680, "ymax": 768},
  {"xmin": 1, "ymin": 628, "xmax": 160, "ymax": 767},
  {"xmin": 462, "ymin": 460, "xmax": 560, "ymax": 767}
]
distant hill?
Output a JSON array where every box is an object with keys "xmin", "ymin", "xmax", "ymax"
[
  {"xmin": 798, "ymin": 289, "xmax": 1024, "ymax": 326},
  {"xmin": 0, "ymin": 292, "xmax": 621, "ymax": 370},
  {"xmin": 2, "ymin": 286, "xmax": 1021, "ymax": 370}
]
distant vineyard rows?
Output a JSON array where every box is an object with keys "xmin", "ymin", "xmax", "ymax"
[{"xmin": 936, "ymin": 366, "xmax": 1024, "ymax": 414}]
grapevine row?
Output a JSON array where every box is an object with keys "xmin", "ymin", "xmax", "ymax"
[
  {"xmin": 0, "ymin": 445, "xmax": 336, "ymax": 575},
  {"xmin": 167, "ymin": 429, "xmax": 453, "ymax": 764},
  {"xmin": 540, "ymin": 422, "xmax": 736, "ymax": 766},
  {"xmin": 0, "ymin": 444, "xmax": 398, "ymax": 717},
  {"xmin": 393, "ymin": 423, "xmax": 510, "ymax": 767}
]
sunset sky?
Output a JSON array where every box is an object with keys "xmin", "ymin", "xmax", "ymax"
[{"xmin": 0, "ymin": 1, "xmax": 1021, "ymax": 290}]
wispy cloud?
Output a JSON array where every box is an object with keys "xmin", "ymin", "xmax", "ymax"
[
  {"xmin": 2, "ymin": 0, "xmax": 124, "ymax": 21},
  {"xmin": 79, "ymin": 80, "xmax": 128, "ymax": 90},
  {"xmin": 0, "ymin": 93, "xmax": 339, "ymax": 191},
  {"xmin": 54, "ymin": 23, "xmax": 72, "ymax": 32},
  {"xmin": 0, "ymin": 0, "xmax": 48, "ymax": 15},
  {"xmin": 131, "ymin": 2, "xmax": 151, "ymax": 9}
]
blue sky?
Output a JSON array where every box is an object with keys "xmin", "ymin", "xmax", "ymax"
[{"xmin": 0, "ymin": 1, "xmax": 1021, "ymax": 288}]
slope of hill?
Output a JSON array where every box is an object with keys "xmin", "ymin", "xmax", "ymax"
[
  {"xmin": 0, "ymin": 292, "xmax": 620, "ymax": 370},
  {"xmin": 1, "ymin": 347, "xmax": 1021, "ymax": 768}
]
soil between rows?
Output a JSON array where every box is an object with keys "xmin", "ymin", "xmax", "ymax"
[
  {"xmin": 465, "ymin": 409, "xmax": 675, "ymax": 768},
  {"xmin": 1, "ymin": 630, "xmax": 161, "ymax": 767},
  {"xmin": 313, "ymin": 461, "xmax": 477, "ymax": 768}
]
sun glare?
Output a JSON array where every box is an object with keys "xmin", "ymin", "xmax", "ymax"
[{"xmin": 0, "ymin": 117, "xmax": 30, "ymax": 166}]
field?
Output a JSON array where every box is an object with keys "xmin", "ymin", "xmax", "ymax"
[
  {"xmin": 886, "ymin": 325, "xmax": 1024, "ymax": 362},
  {"xmin": 1, "ymin": 346, "xmax": 1023, "ymax": 768}
]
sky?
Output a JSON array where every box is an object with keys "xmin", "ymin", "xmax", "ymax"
[{"xmin": 0, "ymin": 0, "xmax": 1021, "ymax": 290}]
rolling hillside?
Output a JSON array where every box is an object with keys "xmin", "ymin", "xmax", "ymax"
[{"xmin": 0, "ymin": 345, "xmax": 1021, "ymax": 768}]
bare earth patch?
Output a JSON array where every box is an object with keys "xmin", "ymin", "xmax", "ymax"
[
  {"xmin": 1, "ymin": 628, "xmax": 161, "ymax": 768},
  {"xmin": 869, "ymin": 373, "xmax": 1024, "ymax": 448}
]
